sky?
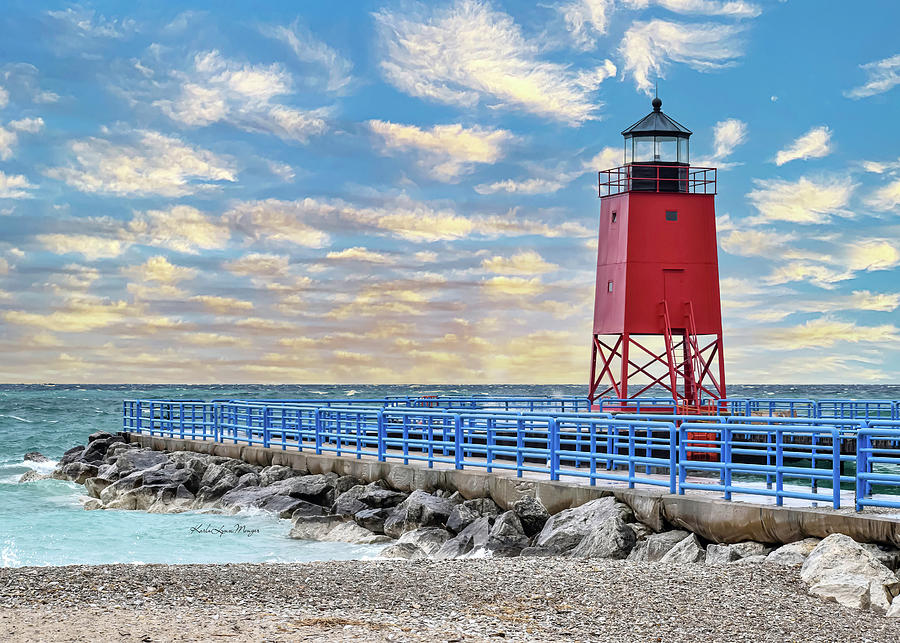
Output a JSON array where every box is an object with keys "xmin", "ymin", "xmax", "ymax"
[{"xmin": 0, "ymin": 0, "xmax": 898, "ymax": 385}]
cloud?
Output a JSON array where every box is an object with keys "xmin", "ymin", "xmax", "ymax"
[
  {"xmin": 368, "ymin": 120, "xmax": 513, "ymax": 181},
  {"xmin": 8, "ymin": 117, "xmax": 44, "ymax": 133},
  {"xmin": 123, "ymin": 256, "xmax": 197, "ymax": 285},
  {"xmin": 763, "ymin": 261, "xmax": 852, "ymax": 290},
  {"xmin": 46, "ymin": 130, "xmax": 236, "ymax": 197},
  {"xmin": 719, "ymin": 228, "xmax": 788, "ymax": 257},
  {"xmin": 129, "ymin": 205, "xmax": 231, "ymax": 254},
  {"xmin": 225, "ymin": 200, "xmax": 330, "ymax": 248},
  {"xmin": 762, "ymin": 317, "xmax": 900, "ymax": 350},
  {"xmin": 155, "ymin": 50, "xmax": 328, "ymax": 143},
  {"xmin": 483, "ymin": 276, "xmax": 546, "ymax": 296},
  {"xmin": 0, "ymin": 117, "xmax": 43, "ymax": 160},
  {"xmin": 375, "ymin": 0, "xmax": 615, "ymax": 124},
  {"xmin": 225, "ymin": 253, "xmax": 291, "ymax": 278},
  {"xmin": 746, "ymin": 176, "xmax": 853, "ymax": 224},
  {"xmin": 0, "ymin": 171, "xmax": 35, "ymax": 198},
  {"xmin": 2, "ymin": 296, "xmax": 132, "ymax": 332},
  {"xmin": 710, "ymin": 118, "xmax": 747, "ymax": 162},
  {"xmin": 845, "ymin": 239, "xmax": 900, "ymax": 272},
  {"xmin": 474, "ymin": 177, "xmax": 568, "ymax": 195},
  {"xmin": 45, "ymin": 7, "xmax": 134, "ymax": 39},
  {"xmin": 847, "ymin": 290, "xmax": 900, "ymax": 312},
  {"xmin": 0, "ymin": 257, "xmax": 8, "ymax": 274},
  {"xmin": 0, "ymin": 86, "xmax": 7, "ymax": 108},
  {"xmin": 190, "ymin": 295, "xmax": 254, "ymax": 314},
  {"xmin": 482, "ymin": 251, "xmax": 558, "ymax": 275},
  {"xmin": 619, "ymin": 19, "xmax": 744, "ymax": 95},
  {"xmin": 263, "ymin": 21, "xmax": 353, "ymax": 93},
  {"xmin": 37, "ymin": 233, "xmax": 128, "ymax": 260},
  {"xmin": 326, "ymin": 247, "xmax": 394, "ymax": 264},
  {"xmin": 866, "ymin": 178, "xmax": 900, "ymax": 212},
  {"xmin": 775, "ymin": 126, "xmax": 832, "ymax": 166},
  {"xmin": 624, "ymin": 0, "xmax": 761, "ymax": 18},
  {"xmin": 559, "ymin": 0, "xmax": 614, "ymax": 49},
  {"xmin": 845, "ymin": 54, "xmax": 900, "ymax": 99}
]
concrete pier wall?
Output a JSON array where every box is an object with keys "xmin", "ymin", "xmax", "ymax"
[{"xmin": 125, "ymin": 432, "xmax": 900, "ymax": 547}]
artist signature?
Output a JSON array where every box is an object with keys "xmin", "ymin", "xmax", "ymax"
[{"xmin": 189, "ymin": 523, "xmax": 260, "ymax": 537}]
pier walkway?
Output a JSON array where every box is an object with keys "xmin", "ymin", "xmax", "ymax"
[{"xmin": 122, "ymin": 395, "xmax": 900, "ymax": 514}]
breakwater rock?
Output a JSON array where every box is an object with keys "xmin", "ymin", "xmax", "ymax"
[{"xmin": 51, "ymin": 433, "xmax": 900, "ymax": 617}]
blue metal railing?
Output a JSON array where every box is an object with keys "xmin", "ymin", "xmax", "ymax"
[{"xmin": 122, "ymin": 396, "xmax": 900, "ymax": 512}]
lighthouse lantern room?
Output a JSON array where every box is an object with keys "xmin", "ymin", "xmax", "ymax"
[{"xmin": 588, "ymin": 97, "xmax": 726, "ymax": 411}]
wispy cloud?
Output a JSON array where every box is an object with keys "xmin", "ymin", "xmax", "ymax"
[
  {"xmin": 624, "ymin": 0, "xmax": 760, "ymax": 18},
  {"xmin": 866, "ymin": 178, "xmax": 900, "ymax": 212},
  {"xmin": 619, "ymin": 19, "xmax": 744, "ymax": 94},
  {"xmin": 746, "ymin": 176, "xmax": 853, "ymax": 224},
  {"xmin": 155, "ymin": 51, "xmax": 329, "ymax": 143},
  {"xmin": 46, "ymin": 130, "xmax": 236, "ymax": 197},
  {"xmin": 368, "ymin": 120, "xmax": 513, "ymax": 181},
  {"xmin": 262, "ymin": 21, "xmax": 354, "ymax": 94},
  {"xmin": 775, "ymin": 126, "xmax": 832, "ymax": 166},
  {"xmin": 375, "ymin": 0, "xmax": 616, "ymax": 124},
  {"xmin": 845, "ymin": 54, "xmax": 900, "ymax": 99},
  {"xmin": 559, "ymin": 0, "xmax": 614, "ymax": 49}
]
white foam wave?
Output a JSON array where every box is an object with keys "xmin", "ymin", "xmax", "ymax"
[
  {"xmin": 0, "ymin": 414, "xmax": 32, "ymax": 423},
  {"xmin": 23, "ymin": 458, "xmax": 59, "ymax": 475}
]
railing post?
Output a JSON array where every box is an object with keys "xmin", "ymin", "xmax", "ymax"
[
  {"xmin": 678, "ymin": 423, "xmax": 686, "ymax": 494},
  {"xmin": 775, "ymin": 428, "xmax": 784, "ymax": 506},
  {"xmin": 549, "ymin": 418, "xmax": 560, "ymax": 481},
  {"xmin": 315, "ymin": 409, "xmax": 323, "ymax": 455},
  {"xmin": 263, "ymin": 406, "xmax": 270, "ymax": 449},
  {"xmin": 486, "ymin": 417, "xmax": 494, "ymax": 474},
  {"xmin": 136, "ymin": 401, "xmax": 143, "ymax": 435},
  {"xmin": 722, "ymin": 426, "xmax": 732, "ymax": 501},
  {"xmin": 856, "ymin": 430, "xmax": 867, "ymax": 511},
  {"xmin": 454, "ymin": 414, "xmax": 463, "ymax": 470},
  {"xmin": 516, "ymin": 417, "xmax": 524, "ymax": 478},
  {"xmin": 831, "ymin": 429, "xmax": 841, "ymax": 510},
  {"xmin": 377, "ymin": 410, "xmax": 386, "ymax": 462},
  {"xmin": 668, "ymin": 422, "xmax": 677, "ymax": 494},
  {"xmin": 627, "ymin": 424, "xmax": 635, "ymax": 489}
]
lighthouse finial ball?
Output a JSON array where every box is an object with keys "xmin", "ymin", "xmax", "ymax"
[{"xmin": 652, "ymin": 97, "xmax": 662, "ymax": 112}]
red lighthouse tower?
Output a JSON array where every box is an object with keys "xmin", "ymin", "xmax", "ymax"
[{"xmin": 588, "ymin": 97, "xmax": 726, "ymax": 411}]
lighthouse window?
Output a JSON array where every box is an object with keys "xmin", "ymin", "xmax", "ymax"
[
  {"xmin": 608, "ymin": 281, "xmax": 614, "ymax": 293},
  {"xmin": 611, "ymin": 211, "xmax": 617, "ymax": 222},
  {"xmin": 665, "ymin": 210, "xmax": 678, "ymax": 221}
]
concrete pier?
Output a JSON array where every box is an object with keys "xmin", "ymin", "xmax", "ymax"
[{"xmin": 125, "ymin": 432, "xmax": 900, "ymax": 548}]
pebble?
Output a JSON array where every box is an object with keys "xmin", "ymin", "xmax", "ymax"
[{"xmin": 1, "ymin": 559, "xmax": 899, "ymax": 641}]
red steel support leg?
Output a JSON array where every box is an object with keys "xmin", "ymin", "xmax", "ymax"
[{"xmin": 621, "ymin": 333, "xmax": 629, "ymax": 400}]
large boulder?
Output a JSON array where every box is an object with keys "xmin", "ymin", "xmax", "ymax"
[
  {"xmin": 58, "ymin": 461, "xmax": 99, "ymax": 484},
  {"xmin": 534, "ymin": 498, "xmax": 633, "ymax": 553},
  {"xmin": 380, "ymin": 542, "xmax": 427, "ymax": 560},
  {"xmin": 446, "ymin": 503, "xmax": 479, "ymax": 534},
  {"xmin": 147, "ymin": 484, "xmax": 195, "ymax": 514},
  {"xmin": 706, "ymin": 542, "xmax": 770, "ymax": 565},
  {"xmin": 278, "ymin": 474, "xmax": 336, "ymax": 506},
  {"xmin": 288, "ymin": 515, "xmax": 391, "ymax": 544},
  {"xmin": 801, "ymin": 534, "xmax": 900, "ymax": 613},
  {"xmin": 24, "ymin": 451, "xmax": 49, "ymax": 463},
  {"xmin": 84, "ymin": 477, "xmax": 113, "ymax": 498},
  {"xmin": 513, "ymin": 496, "xmax": 550, "ymax": 537},
  {"xmin": 435, "ymin": 517, "xmax": 493, "ymax": 559},
  {"xmin": 570, "ymin": 517, "xmax": 636, "ymax": 559},
  {"xmin": 659, "ymin": 534, "xmax": 706, "ymax": 564},
  {"xmin": 384, "ymin": 490, "xmax": 453, "ymax": 538},
  {"xmin": 18, "ymin": 470, "xmax": 49, "ymax": 483},
  {"xmin": 353, "ymin": 508, "xmax": 390, "ymax": 534},
  {"xmin": 219, "ymin": 486, "xmax": 286, "ymax": 512},
  {"xmin": 394, "ymin": 527, "xmax": 453, "ymax": 557},
  {"xmin": 88, "ymin": 431, "xmax": 114, "ymax": 443},
  {"xmin": 627, "ymin": 530, "xmax": 691, "ymax": 562},
  {"xmin": 357, "ymin": 485, "xmax": 407, "ymax": 509},
  {"xmin": 484, "ymin": 512, "xmax": 530, "ymax": 557},
  {"xmin": 290, "ymin": 501, "xmax": 327, "ymax": 519},
  {"xmin": 259, "ymin": 465, "xmax": 297, "ymax": 487},
  {"xmin": 58, "ymin": 445, "xmax": 85, "ymax": 467},
  {"xmin": 259, "ymin": 495, "xmax": 314, "ymax": 519},
  {"xmin": 114, "ymin": 449, "xmax": 169, "ymax": 476},
  {"xmin": 333, "ymin": 486, "xmax": 368, "ymax": 516},
  {"xmin": 766, "ymin": 538, "xmax": 821, "ymax": 567},
  {"xmin": 80, "ymin": 436, "xmax": 125, "ymax": 464}
]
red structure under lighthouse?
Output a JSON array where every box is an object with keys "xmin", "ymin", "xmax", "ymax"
[{"xmin": 588, "ymin": 97, "xmax": 726, "ymax": 410}]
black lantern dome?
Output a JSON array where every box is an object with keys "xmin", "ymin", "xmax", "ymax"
[{"xmin": 621, "ymin": 97, "xmax": 691, "ymax": 165}]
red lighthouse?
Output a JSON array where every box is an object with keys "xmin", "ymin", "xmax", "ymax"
[{"xmin": 588, "ymin": 97, "xmax": 726, "ymax": 411}]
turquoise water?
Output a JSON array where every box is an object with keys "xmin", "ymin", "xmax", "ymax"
[{"xmin": 2, "ymin": 384, "xmax": 898, "ymax": 567}]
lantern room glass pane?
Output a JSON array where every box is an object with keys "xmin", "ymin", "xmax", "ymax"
[
  {"xmin": 633, "ymin": 137, "xmax": 653, "ymax": 163},
  {"xmin": 678, "ymin": 138, "xmax": 689, "ymax": 163},
  {"xmin": 655, "ymin": 137, "xmax": 677, "ymax": 162}
]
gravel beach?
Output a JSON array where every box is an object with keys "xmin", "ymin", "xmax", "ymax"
[{"xmin": 2, "ymin": 558, "xmax": 899, "ymax": 642}]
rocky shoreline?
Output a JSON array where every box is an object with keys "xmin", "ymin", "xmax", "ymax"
[{"xmin": 34, "ymin": 431, "xmax": 900, "ymax": 619}]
